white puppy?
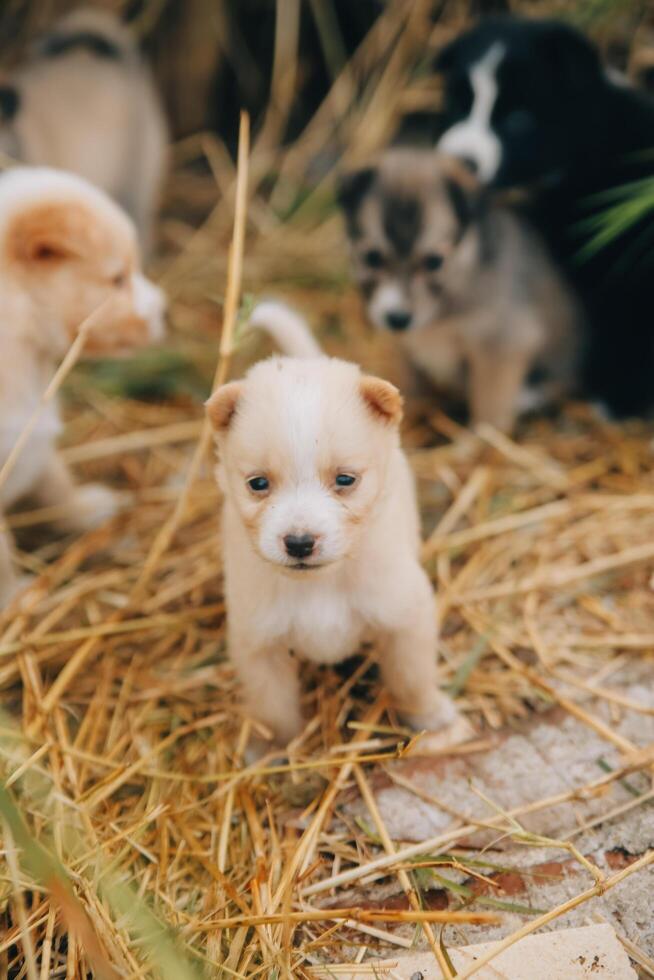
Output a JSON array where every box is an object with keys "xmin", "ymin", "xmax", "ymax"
[
  {"xmin": 0, "ymin": 166, "xmax": 166, "ymax": 605},
  {"xmin": 0, "ymin": 8, "xmax": 168, "ymax": 254},
  {"xmin": 206, "ymin": 301, "xmax": 459, "ymax": 749}
]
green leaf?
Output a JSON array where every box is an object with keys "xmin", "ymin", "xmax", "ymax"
[
  {"xmin": 476, "ymin": 895, "xmax": 546, "ymax": 916},
  {"xmin": 0, "ymin": 712, "xmax": 202, "ymax": 980},
  {"xmin": 439, "ymin": 926, "xmax": 457, "ymax": 974},
  {"xmin": 447, "ymin": 637, "xmax": 487, "ymax": 697}
]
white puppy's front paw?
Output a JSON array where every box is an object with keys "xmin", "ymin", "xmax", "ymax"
[
  {"xmin": 243, "ymin": 738, "xmax": 290, "ymax": 767},
  {"xmin": 402, "ymin": 692, "xmax": 461, "ymax": 733},
  {"xmin": 64, "ymin": 484, "xmax": 122, "ymax": 533},
  {"xmin": 400, "ymin": 693, "xmax": 478, "ymax": 757}
]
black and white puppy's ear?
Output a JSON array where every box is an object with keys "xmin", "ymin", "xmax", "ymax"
[
  {"xmin": 0, "ymin": 85, "xmax": 20, "ymax": 122},
  {"xmin": 336, "ymin": 167, "xmax": 377, "ymax": 219},
  {"xmin": 536, "ymin": 20, "xmax": 602, "ymax": 94},
  {"xmin": 433, "ymin": 33, "xmax": 466, "ymax": 75}
]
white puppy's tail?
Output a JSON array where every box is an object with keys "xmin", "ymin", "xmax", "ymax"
[{"xmin": 248, "ymin": 300, "xmax": 323, "ymax": 358}]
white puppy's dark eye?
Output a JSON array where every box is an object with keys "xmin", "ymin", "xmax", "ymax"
[
  {"xmin": 247, "ymin": 476, "xmax": 269, "ymax": 493},
  {"xmin": 363, "ymin": 249, "xmax": 385, "ymax": 270},
  {"xmin": 422, "ymin": 253, "xmax": 443, "ymax": 272},
  {"xmin": 335, "ymin": 473, "xmax": 356, "ymax": 488},
  {"xmin": 113, "ymin": 272, "xmax": 128, "ymax": 288}
]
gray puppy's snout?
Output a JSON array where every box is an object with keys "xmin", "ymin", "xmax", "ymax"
[
  {"xmin": 284, "ymin": 534, "xmax": 315, "ymax": 559},
  {"xmin": 385, "ymin": 310, "xmax": 412, "ymax": 332}
]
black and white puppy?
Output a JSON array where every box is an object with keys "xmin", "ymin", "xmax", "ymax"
[
  {"xmin": 339, "ymin": 148, "xmax": 581, "ymax": 432},
  {"xmin": 0, "ymin": 8, "xmax": 168, "ymax": 255},
  {"xmin": 435, "ymin": 16, "xmax": 654, "ymax": 417}
]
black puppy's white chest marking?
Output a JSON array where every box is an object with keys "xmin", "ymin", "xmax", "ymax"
[{"xmin": 439, "ymin": 42, "xmax": 505, "ymax": 182}]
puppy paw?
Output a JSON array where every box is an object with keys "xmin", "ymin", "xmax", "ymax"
[
  {"xmin": 404, "ymin": 713, "xmax": 477, "ymax": 757},
  {"xmin": 243, "ymin": 738, "xmax": 289, "ymax": 767},
  {"xmin": 61, "ymin": 484, "xmax": 123, "ymax": 533},
  {"xmin": 402, "ymin": 692, "xmax": 461, "ymax": 734},
  {"xmin": 242, "ymin": 711, "xmax": 304, "ymax": 765}
]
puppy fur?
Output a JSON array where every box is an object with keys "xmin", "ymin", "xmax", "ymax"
[
  {"xmin": 339, "ymin": 148, "xmax": 581, "ymax": 431},
  {"xmin": 206, "ymin": 301, "xmax": 459, "ymax": 749},
  {"xmin": 0, "ymin": 8, "xmax": 168, "ymax": 255},
  {"xmin": 433, "ymin": 15, "xmax": 654, "ymax": 418},
  {"xmin": 0, "ymin": 166, "xmax": 166, "ymax": 605}
]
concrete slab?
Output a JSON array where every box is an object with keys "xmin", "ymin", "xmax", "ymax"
[
  {"xmin": 310, "ymin": 923, "xmax": 637, "ymax": 979},
  {"xmin": 334, "ymin": 674, "xmax": 654, "ymax": 956}
]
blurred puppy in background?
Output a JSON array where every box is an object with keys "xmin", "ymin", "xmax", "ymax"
[
  {"xmin": 433, "ymin": 16, "xmax": 654, "ymax": 418},
  {"xmin": 338, "ymin": 148, "xmax": 581, "ymax": 431},
  {"xmin": 0, "ymin": 8, "xmax": 168, "ymax": 255},
  {"xmin": 0, "ymin": 167, "xmax": 166, "ymax": 605},
  {"xmin": 206, "ymin": 301, "xmax": 459, "ymax": 753}
]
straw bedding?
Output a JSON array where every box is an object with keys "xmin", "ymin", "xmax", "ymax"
[
  {"xmin": 1, "ymin": 1, "xmax": 654, "ymax": 977},
  {"xmin": 2, "ymin": 262, "xmax": 654, "ymax": 975}
]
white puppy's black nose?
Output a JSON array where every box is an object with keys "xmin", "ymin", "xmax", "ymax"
[
  {"xmin": 284, "ymin": 534, "xmax": 315, "ymax": 559},
  {"xmin": 385, "ymin": 310, "xmax": 412, "ymax": 331}
]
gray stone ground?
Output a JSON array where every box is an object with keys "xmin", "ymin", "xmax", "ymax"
[{"xmin": 335, "ymin": 661, "xmax": 654, "ymax": 958}]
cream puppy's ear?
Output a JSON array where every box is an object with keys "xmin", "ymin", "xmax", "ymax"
[
  {"xmin": 205, "ymin": 382, "xmax": 244, "ymax": 432},
  {"xmin": 7, "ymin": 202, "xmax": 94, "ymax": 264},
  {"xmin": 359, "ymin": 376, "xmax": 403, "ymax": 426}
]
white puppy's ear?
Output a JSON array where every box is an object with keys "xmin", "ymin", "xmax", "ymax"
[
  {"xmin": 359, "ymin": 376, "xmax": 403, "ymax": 427},
  {"xmin": 8, "ymin": 202, "xmax": 90, "ymax": 264},
  {"xmin": 205, "ymin": 382, "xmax": 243, "ymax": 432}
]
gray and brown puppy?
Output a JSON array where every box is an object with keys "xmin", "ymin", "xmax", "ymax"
[
  {"xmin": 0, "ymin": 8, "xmax": 168, "ymax": 256},
  {"xmin": 338, "ymin": 148, "xmax": 581, "ymax": 431}
]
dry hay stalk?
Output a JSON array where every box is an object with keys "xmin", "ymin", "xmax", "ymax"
[
  {"xmin": 210, "ymin": 908, "xmax": 499, "ymax": 930},
  {"xmin": 135, "ymin": 109, "xmax": 251, "ymax": 595},
  {"xmin": 2, "ymin": 4, "xmax": 654, "ymax": 977}
]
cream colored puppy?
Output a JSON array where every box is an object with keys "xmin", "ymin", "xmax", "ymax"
[
  {"xmin": 0, "ymin": 166, "xmax": 166, "ymax": 605},
  {"xmin": 0, "ymin": 8, "xmax": 168, "ymax": 254},
  {"xmin": 206, "ymin": 301, "xmax": 459, "ymax": 749}
]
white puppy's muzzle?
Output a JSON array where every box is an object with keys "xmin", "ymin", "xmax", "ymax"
[
  {"xmin": 258, "ymin": 486, "xmax": 346, "ymax": 568},
  {"xmin": 133, "ymin": 273, "xmax": 166, "ymax": 341}
]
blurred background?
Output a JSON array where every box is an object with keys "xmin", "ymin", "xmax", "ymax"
[
  {"xmin": 2, "ymin": 0, "xmax": 654, "ymax": 413},
  {"xmin": 6, "ymin": 0, "xmax": 654, "ymax": 143},
  {"xmin": 0, "ymin": 0, "xmax": 652, "ymax": 513},
  {"xmin": 0, "ymin": 0, "xmax": 647, "ymax": 418}
]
